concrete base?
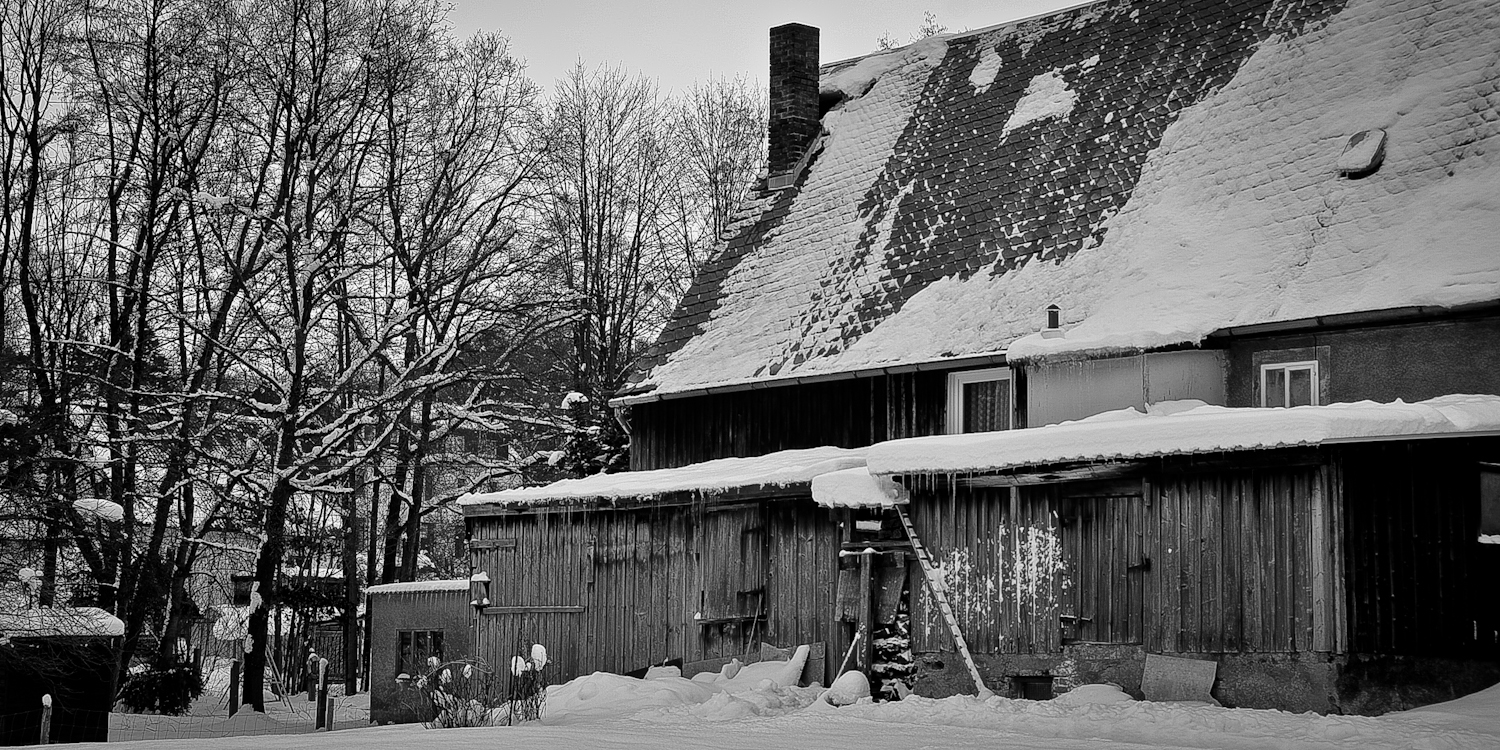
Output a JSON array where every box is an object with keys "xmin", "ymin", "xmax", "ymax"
[{"xmin": 911, "ymin": 646, "xmax": 1499, "ymax": 715}]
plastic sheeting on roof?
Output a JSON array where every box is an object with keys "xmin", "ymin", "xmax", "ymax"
[
  {"xmin": 867, "ymin": 395, "xmax": 1500, "ymax": 476},
  {"xmin": 811, "ymin": 467, "xmax": 910, "ymax": 509},
  {"xmin": 459, "ymin": 446, "xmax": 867, "ymax": 510}
]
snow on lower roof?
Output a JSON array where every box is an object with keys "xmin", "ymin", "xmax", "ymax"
[
  {"xmin": 867, "ymin": 395, "xmax": 1500, "ymax": 476},
  {"xmin": 0, "ymin": 607, "xmax": 124, "ymax": 639},
  {"xmin": 811, "ymin": 467, "xmax": 910, "ymax": 509},
  {"xmin": 365, "ymin": 579, "xmax": 469, "ymax": 595},
  {"xmin": 460, "ymin": 446, "xmax": 868, "ymax": 511}
]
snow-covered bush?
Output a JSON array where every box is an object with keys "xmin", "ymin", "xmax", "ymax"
[
  {"xmin": 117, "ymin": 657, "xmax": 205, "ymax": 715},
  {"xmin": 400, "ymin": 658, "xmax": 506, "ymax": 728}
]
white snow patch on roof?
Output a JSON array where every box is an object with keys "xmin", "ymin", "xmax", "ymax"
[
  {"xmin": 461, "ymin": 446, "xmax": 867, "ymax": 509},
  {"xmin": 822, "ymin": 35, "xmax": 950, "ymax": 100},
  {"xmin": 73, "ymin": 497, "xmax": 124, "ymax": 523},
  {"xmin": 0, "ymin": 607, "xmax": 124, "ymax": 639},
  {"xmin": 364, "ymin": 579, "xmax": 468, "ymax": 595},
  {"xmin": 968, "ymin": 44, "xmax": 1003, "ymax": 94},
  {"xmin": 868, "ymin": 394, "xmax": 1500, "ymax": 476},
  {"xmin": 812, "ymin": 467, "xmax": 909, "ymax": 509},
  {"xmin": 1000, "ymin": 68, "xmax": 1077, "ymax": 138}
]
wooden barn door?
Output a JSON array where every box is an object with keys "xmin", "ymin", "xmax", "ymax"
[
  {"xmin": 1058, "ymin": 482, "xmax": 1151, "ymax": 644},
  {"xmin": 698, "ymin": 504, "xmax": 768, "ymax": 656}
]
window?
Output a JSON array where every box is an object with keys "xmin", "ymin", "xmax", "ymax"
[
  {"xmin": 1482, "ymin": 464, "xmax": 1500, "ymax": 544},
  {"xmin": 1259, "ymin": 361, "xmax": 1318, "ymax": 408},
  {"xmin": 396, "ymin": 629, "xmax": 444, "ymax": 676},
  {"xmin": 946, "ymin": 367, "xmax": 1012, "ymax": 434}
]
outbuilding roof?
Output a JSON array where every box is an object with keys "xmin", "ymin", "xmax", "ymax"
[
  {"xmin": 624, "ymin": 0, "xmax": 1500, "ymax": 403},
  {"xmin": 459, "ymin": 446, "xmax": 867, "ymax": 512}
]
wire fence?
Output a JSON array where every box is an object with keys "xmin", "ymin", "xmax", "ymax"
[
  {"xmin": 0, "ymin": 708, "xmax": 44, "ymax": 746},
  {"xmin": 0, "ymin": 701, "xmax": 370, "ymax": 744}
]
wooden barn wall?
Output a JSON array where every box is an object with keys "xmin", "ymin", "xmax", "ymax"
[
  {"xmin": 1338, "ymin": 438, "xmax": 1500, "ymax": 657},
  {"xmin": 368, "ymin": 588, "xmax": 474, "ymax": 723},
  {"xmin": 628, "ymin": 371, "xmax": 950, "ymax": 471},
  {"xmin": 468, "ymin": 499, "xmax": 848, "ymax": 685},
  {"xmin": 906, "ymin": 459, "xmax": 1339, "ymax": 657}
]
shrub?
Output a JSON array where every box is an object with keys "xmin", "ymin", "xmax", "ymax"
[{"xmin": 118, "ymin": 658, "xmax": 205, "ymax": 715}]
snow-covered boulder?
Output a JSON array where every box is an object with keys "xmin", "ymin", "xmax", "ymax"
[{"xmin": 822, "ymin": 670, "xmax": 871, "ymax": 706}]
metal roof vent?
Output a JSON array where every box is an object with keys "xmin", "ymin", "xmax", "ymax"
[{"xmin": 1337, "ymin": 129, "xmax": 1386, "ymax": 178}]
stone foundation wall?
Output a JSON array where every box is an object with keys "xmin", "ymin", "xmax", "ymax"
[{"xmin": 911, "ymin": 647, "xmax": 1499, "ymax": 715}]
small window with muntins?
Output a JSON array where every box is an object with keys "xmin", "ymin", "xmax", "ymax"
[
  {"xmin": 946, "ymin": 367, "xmax": 1012, "ymax": 434},
  {"xmin": 1259, "ymin": 361, "xmax": 1318, "ymax": 408}
]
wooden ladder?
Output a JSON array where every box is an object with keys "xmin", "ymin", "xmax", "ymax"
[{"xmin": 895, "ymin": 505, "xmax": 994, "ymax": 698}]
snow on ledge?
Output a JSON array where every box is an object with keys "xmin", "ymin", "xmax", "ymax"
[
  {"xmin": 460, "ymin": 446, "xmax": 867, "ymax": 510},
  {"xmin": 0, "ymin": 607, "xmax": 124, "ymax": 639},
  {"xmin": 365, "ymin": 579, "xmax": 469, "ymax": 596},
  {"xmin": 812, "ymin": 467, "xmax": 909, "ymax": 509},
  {"xmin": 867, "ymin": 395, "xmax": 1500, "ymax": 476}
]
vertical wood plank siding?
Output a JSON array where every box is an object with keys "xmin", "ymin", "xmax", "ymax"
[
  {"xmin": 468, "ymin": 498, "xmax": 849, "ymax": 685},
  {"xmin": 629, "ymin": 373, "xmax": 948, "ymax": 470},
  {"xmin": 1339, "ymin": 439, "xmax": 1500, "ymax": 657},
  {"xmin": 907, "ymin": 460, "xmax": 1340, "ymax": 657}
]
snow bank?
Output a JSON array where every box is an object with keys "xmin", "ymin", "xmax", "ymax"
[
  {"xmin": 824, "ymin": 691, "xmax": 1500, "ymax": 750},
  {"xmin": 365, "ymin": 579, "xmax": 469, "ymax": 595},
  {"xmin": 460, "ymin": 447, "xmax": 867, "ymax": 509},
  {"xmin": 0, "ymin": 606, "xmax": 124, "ymax": 639},
  {"xmin": 811, "ymin": 467, "xmax": 908, "ymax": 508},
  {"xmin": 545, "ymin": 645, "xmax": 816, "ymax": 725},
  {"xmin": 868, "ymin": 395, "xmax": 1500, "ymax": 476}
]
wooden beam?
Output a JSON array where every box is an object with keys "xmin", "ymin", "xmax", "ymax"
[{"xmin": 481, "ymin": 605, "xmax": 584, "ymax": 614}]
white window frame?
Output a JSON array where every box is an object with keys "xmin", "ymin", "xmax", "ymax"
[
  {"xmin": 1259, "ymin": 360, "xmax": 1319, "ymax": 407},
  {"xmin": 946, "ymin": 367, "xmax": 1013, "ymax": 434}
]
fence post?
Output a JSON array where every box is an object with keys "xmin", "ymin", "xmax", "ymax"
[
  {"xmin": 325, "ymin": 692, "xmax": 336, "ymax": 731},
  {"xmin": 39, "ymin": 694, "xmax": 52, "ymax": 745},
  {"xmin": 228, "ymin": 660, "xmax": 241, "ymax": 717},
  {"xmin": 315, "ymin": 657, "xmax": 329, "ymax": 729}
]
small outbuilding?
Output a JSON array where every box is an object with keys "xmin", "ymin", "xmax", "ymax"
[
  {"xmin": 365, "ymin": 580, "xmax": 472, "ymax": 724},
  {"xmin": 0, "ymin": 607, "xmax": 123, "ymax": 745}
]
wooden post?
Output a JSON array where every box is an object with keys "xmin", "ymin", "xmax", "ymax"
[
  {"xmin": 228, "ymin": 660, "xmax": 241, "ymax": 717},
  {"xmin": 325, "ymin": 692, "xmax": 336, "ymax": 731},
  {"xmin": 858, "ymin": 550, "xmax": 874, "ymax": 674},
  {"xmin": 39, "ymin": 694, "xmax": 52, "ymax": 745},
  {"xmin": 193, "ymin": 646, "xmax": 202, "ymax": 673},
  {"xmin": 315, "ymin": 657, "xmax": 329, "ymax": 729}
]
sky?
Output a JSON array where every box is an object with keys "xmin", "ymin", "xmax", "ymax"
[{"xmin": 445, "ymin": 1, "xmax": 1084, "ymax": 94}]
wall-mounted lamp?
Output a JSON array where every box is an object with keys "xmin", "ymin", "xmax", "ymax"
[{"xmin": 470, "ymin": 571, "xmax": 491, "ymax": 610}]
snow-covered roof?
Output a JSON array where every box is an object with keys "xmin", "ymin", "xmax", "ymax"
[
  {"xmin": 624, "ymin": 0, "xmax": 1500, "ymax": 402},
  {"xmin": 73, "ymin": 497, "xmax": 124, "ymax": 523},
  {"xmin": 460, "ymin": 446, "xmax": 867, "ymax": 512},
  {"xmin": 811, "ymin": 467, "xmax": 909, "ymax": 509},
  {"xmin": 867, "ymin": 395, "xmax": 1500, "ymax": 476},
  {"xmin": 0, "ymin": 607, "xmax": 124, "ymax": 640},
  {"xmin": 364, "ymin": 579, "xmax": 469, "ymax": 595}
]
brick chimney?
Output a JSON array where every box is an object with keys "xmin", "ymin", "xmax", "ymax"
[{"xmin": 768, "ymin": 23, "xmax": 820, "ymax": 176}]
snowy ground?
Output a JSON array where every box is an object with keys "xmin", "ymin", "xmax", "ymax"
[{"xmin": 68, "ymin": 649, "xmax": 1500, "ymax": 750}]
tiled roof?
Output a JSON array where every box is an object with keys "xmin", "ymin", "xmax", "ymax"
[{"xmin": 628, "ymin": 0, "xmax": 1500, "ymax": 400}]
